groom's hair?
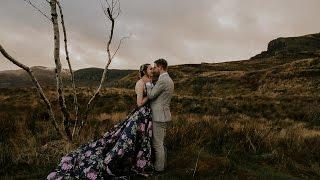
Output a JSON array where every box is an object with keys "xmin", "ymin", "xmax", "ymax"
[{"xmin": 154, "ymin": 58, "xmax": 168, "ymax": 70}]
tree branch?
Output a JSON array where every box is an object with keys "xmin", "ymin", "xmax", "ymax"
[
  {"xmin": 111, "ymin": 36, "xmax": 129, "ymax": 60},
  {"xmin": 23, "ymin": 0, "xmax": 51, "ymax": 22},
  {"xmin": 78, "ymin": 0, "xmax": 120, "ymax": 135},
  {"xmin": 0, "ymin": 44, "xmax": 62, "ymax": 136}
]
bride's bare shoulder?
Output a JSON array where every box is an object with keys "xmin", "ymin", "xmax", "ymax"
[
  {"xmin": 135, "ymin": 79, "xmax": 144, "ymax": 89},
  {"xmin": 135, "ymin": 79, "xmax": 143, "ymax": 85}
]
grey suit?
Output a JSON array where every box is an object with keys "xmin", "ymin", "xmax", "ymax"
[
  {"xmin": 146, "ymin": 73, "xmax": 174, "ymax": 122},
  {"xmin": 146, "ymin": 72, "xmax": 174, "ymax": 171}
]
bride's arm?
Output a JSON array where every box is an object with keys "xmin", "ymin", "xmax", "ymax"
[
  {"xmin": 135, "ymin": 81, "xmax": 148, "ymax": 107},
  {"xmin": 140, "ymin": 96, "xmax": 149, "ymax": 106}
]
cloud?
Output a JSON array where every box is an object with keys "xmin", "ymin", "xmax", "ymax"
[{"xmin": 1, "ymin": 0, "xmax": 320, "ymax": 71}]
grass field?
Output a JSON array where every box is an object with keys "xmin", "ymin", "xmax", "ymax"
[{"xmin": 0, "ymin": 86, "xmax": 319, "ymax": 179}]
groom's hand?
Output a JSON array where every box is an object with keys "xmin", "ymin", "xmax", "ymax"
[
  {"xmin": 145, "ymin": 77, "xmax": 153, "ymax": 88},
  {"xmin": 144, "ymin": 76, "xmax": 152, "ymax": 83}
]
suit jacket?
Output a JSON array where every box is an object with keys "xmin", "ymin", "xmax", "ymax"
[{"xmin": 146, "ymin": 73, "xmax": 174, "ymax": 122}]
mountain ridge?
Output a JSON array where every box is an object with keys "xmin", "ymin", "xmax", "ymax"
[{"xmin": 0, "ymin": 67, "xmax": 135, "ymax": 88}]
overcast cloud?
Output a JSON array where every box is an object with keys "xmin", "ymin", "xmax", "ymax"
[{"xmin": 1, "ymin": 0, "xmax": 319, "ymax": 71}]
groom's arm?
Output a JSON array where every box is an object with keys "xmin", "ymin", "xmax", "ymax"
[{"xmin": 146, "ymin": 80, "xmax": 165, "ymax": 100}]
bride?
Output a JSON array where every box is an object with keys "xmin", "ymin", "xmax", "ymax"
[{"xmin": 47, "ymin": 64, "xmax": 155, "ymax": 179}]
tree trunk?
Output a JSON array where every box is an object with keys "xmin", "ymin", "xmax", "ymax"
[
  {"xmin": 50, "ymin": 0, "xmax": 72, "ymax": 141},
  {"xmin": 56, "ymin": 1, "xmax": 79, "ymax": 139}
]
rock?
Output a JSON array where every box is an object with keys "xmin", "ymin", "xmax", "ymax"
[{"xmin": 251, "ymin": 32, "xmax": 320, "ymax": 59}]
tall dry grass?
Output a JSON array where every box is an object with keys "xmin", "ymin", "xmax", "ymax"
[
  {"xmin": 163, "ymin": 114, "xmax": 320, "ymax": 178},
  {"xmin": 0, "ymin": 87, "xmax": 319, "ymax": 179}
]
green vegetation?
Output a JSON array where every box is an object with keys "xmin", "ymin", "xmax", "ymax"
[{"xmin": 74, "ymin": 68, "xmax": 135, "ymax": 87}]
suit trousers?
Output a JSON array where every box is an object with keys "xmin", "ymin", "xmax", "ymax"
[{"xmin": 152, "ymin": 121, "xmax": 168, "ymax": 171}]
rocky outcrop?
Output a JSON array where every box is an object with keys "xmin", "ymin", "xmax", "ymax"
[{"xmin": 251, "ymin": 33, "xmax": 320, "ymax": 59}]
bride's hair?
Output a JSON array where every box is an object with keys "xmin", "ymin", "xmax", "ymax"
[{"xmin": 138, "ymin": 63, "xmax": 150, "ymax": 79}]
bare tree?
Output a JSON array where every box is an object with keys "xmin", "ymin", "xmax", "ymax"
[
  {"xmin": 78, "ymin": 0, "xmax": 122, "ymax": 135},
  {"xmin": 49, "ymin": 0, "xmax": 72, "ymax": 141},
  {"xmin": 1, "ymin": 0, "xmax": 70, "ymax": 138},
  {"xmin": 1, "ymin": 0, "xmax": 124, "ymax": 141}
]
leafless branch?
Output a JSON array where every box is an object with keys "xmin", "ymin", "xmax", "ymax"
[
  {"xmin": 23, "ymin": 0, "xmax": 51, "ymax": 21},
  {"xmin": 39, "ymin": 0, "xmax": 50, "ymax": 9},
  {"xmin": 99, "ymin": 0, "xmax": 108, "ymax": 17},
  {"xmin": 0, "ymin": 44, "xmax": 62, "ymax": 136},
  {"xmin": 106, "ymin": 0, "xmax": 111, "ymax": 8},
  {"xmin": 99, "ymin": 0, "xmax": 121, "ymax": 20},
  {"xmin": 111, "ymin": 36, "xmax": 129, "ymax": 60},
  {"xmin": 113, "ymin": 0, "xmax": 121, "ymax": 19},
  {"xmin": 56, "ymin": 0, "xmax": 79, "ymax": 139},
  {"xmin": 78, "ymin": 0, "xmax": 121, "ymax": 135}
]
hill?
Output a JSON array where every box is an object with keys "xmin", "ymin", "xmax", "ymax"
[
  {"xmin": 252, "ymin": 32, "xmax": 320, "ymax": 59},
  {"xmin": 2, "ymin": 33, "xmax": 319, "ymax": 94},
  {"xmin": 0, "ymin": 67, "xmax": 134, "ymax": 88},
  {"xmin": 74, "ymin": 68, "xmax": 135, "ymax": 87},
  {"xmin": 0, "ymin": 66, "xmax": 70, "ymax": 88},
  {"xmin": 115, "ymin": 33, "xmax": 320, "ymax": 98}
]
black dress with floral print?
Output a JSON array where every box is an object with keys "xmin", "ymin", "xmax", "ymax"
[{"xmin": 47, "ymin": 104, "xmax": 154, "ymax": 179}]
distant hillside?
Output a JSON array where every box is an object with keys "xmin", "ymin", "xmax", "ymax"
[
  {"xmin": 1, "ymin": 32, "xmax": 320, "ymax": 94},
  {"xmin": 0, "ymin": 66, "xmax": 70, "ymax": 88},
  {"xmin": 74, "ymin": 68, "xmax": 135, "ymax": 87},
  {"xmin": 0, "ymin": 66, "xmax": 134, "ymax": 88},
  {"xmin": 115, "ymin": 32, "xmax": 320, "ymax": 97}
]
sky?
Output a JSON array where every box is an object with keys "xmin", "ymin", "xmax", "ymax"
[{"xmin": 1, "ymin": 0, "xmax": 320, "ymax": 71}]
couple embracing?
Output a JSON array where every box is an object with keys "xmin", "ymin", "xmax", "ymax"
[{"xmin": 47, "ymin": 59, "xmax": 174, "ymax": 179}]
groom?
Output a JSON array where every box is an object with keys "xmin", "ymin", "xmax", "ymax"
[{"xmin": 146, "ymin": 58, "xmax": 174, "ymax": 172}]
